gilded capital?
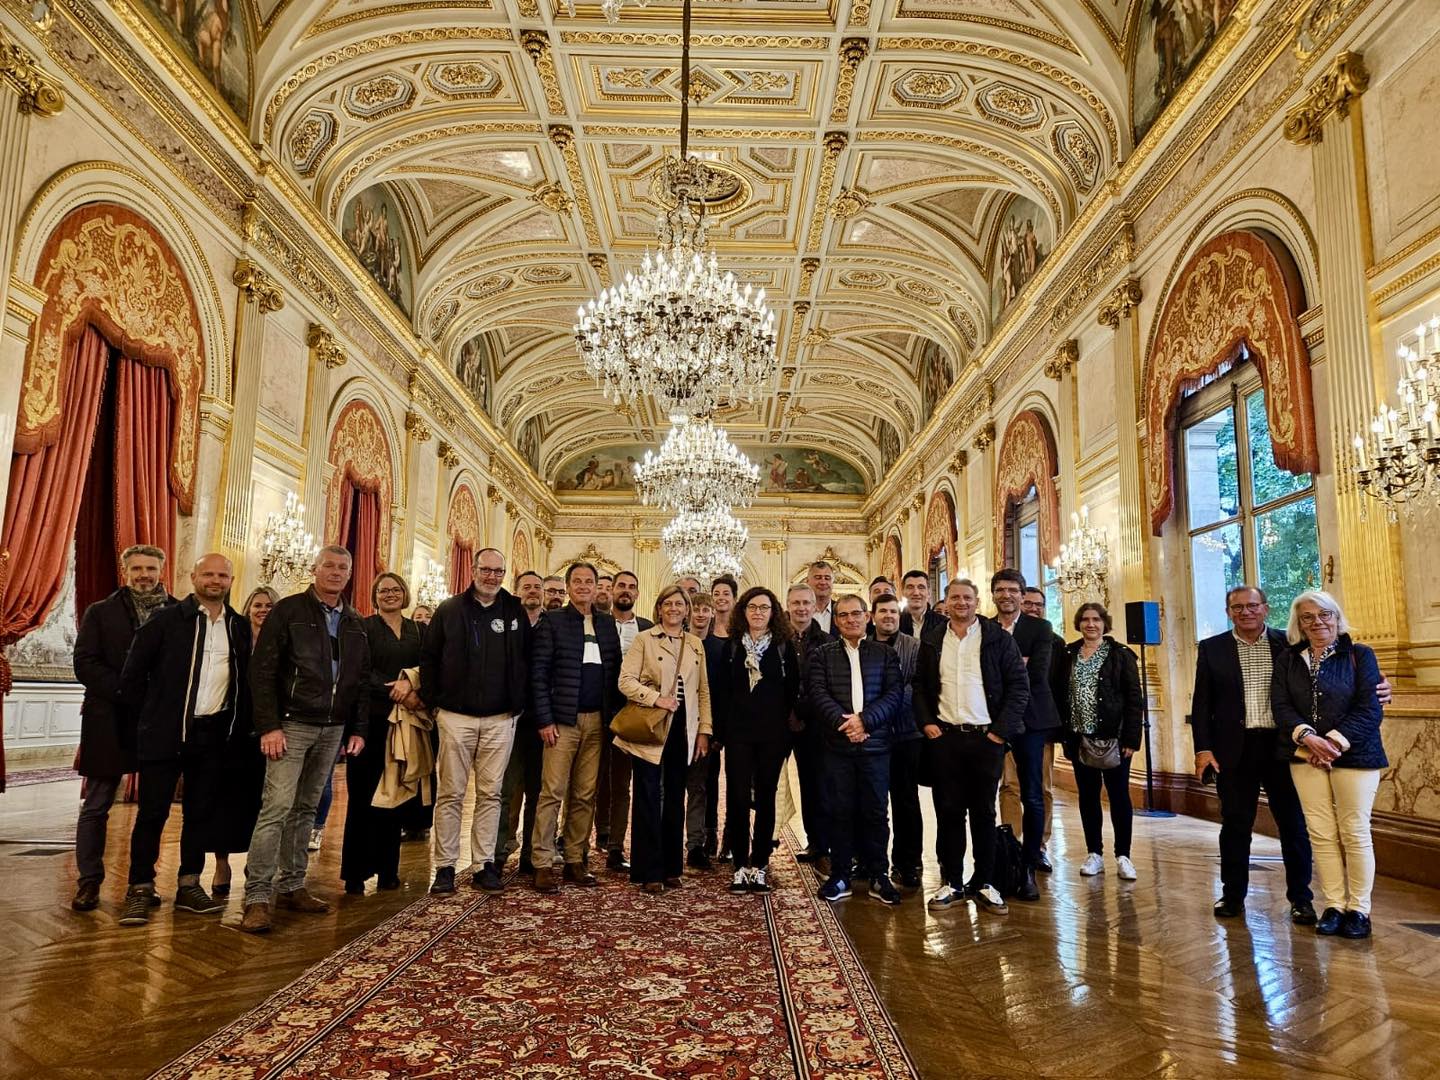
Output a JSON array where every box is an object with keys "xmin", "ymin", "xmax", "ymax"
[
  {"xmin": 233, "ymin": 258, "xmax": 284, "ymax": 313},
  {"xmin": 1097, "ymin": 278, "xmax": 1142, "ymax": 328},
  {"xmin": 437, "ymin": 441, "xmax": 461, "ymax": 468},
  {"xmin": 306, "ymin": 323, "xmax": 346, "ymax": 369},
  {"xmin": 1044, "ymin": 339, "xmax": 1078, "ymax": 380},
  {"xmin": 951, "ymin": 449, "xmax": 969, "ymax": 473},
  {"xmin": 487, "ymin": 483, "xmax": 503, "ymax": 505},
  {"xmin": 761, "ymin": 539, "xmax": 788, "ymax": 554},
  {"xmin": 0, "ymin": 26, "xmax": 64, "ymax": 116},
  {"xmin": 529, "ymin": 182, "xmax": 573, "ymax": 213},
  {"xmin": 910, "ymin": 492, "xmax": 925, "ymax": 512},
  {"xmin": 973, "ymin": 421, "xmax": 996, "ymax": 451},
  {"xmin": 404, "ymin": 409, "xmax": 432, "ymax": 443},
  {"xmin": 634, "ymin": 537, "xmax": 661, "ymax": 553},
  {"xmin": 1283, "ymin": 51, "xmax": 1369, "ymax": 145},
  {"xmin": 536, "ymin": 528, "xmax": 553, "ymax": 548}
]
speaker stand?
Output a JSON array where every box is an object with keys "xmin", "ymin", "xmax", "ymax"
[{"xmin": 1135, "ymin": 642, "xmax": 1176, "ymax": 819}]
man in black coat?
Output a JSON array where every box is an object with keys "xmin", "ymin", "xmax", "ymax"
[
  {"xmin": 117, "ymin": 553, "xmax": 250, "ymax": 925},
  {"xmin": 990, "ymin": 569, "xmax": 1061, "ymax": 900},
  {"xmin": 1020, "ymin": 586, "xmax": 1065, "ymax": 867},
  {"xmin": 914, "ymin": 578, "xmax": 1029, "ymax": 916},
  {"xmin": 241, "ymin": 546, "xmax": 371, "ymax": 933},
  {"xmin": 528, "ymin": 561, "xmax": 623, "ymax": 893},
  {"xmin": 871, "ymin": 592, "xmax": 931, "ymax": 889},
  {"xmin": 419, "ymin": 547, "xmax": 531, "ymax": 895},
  {"xmin": 70, "ymin": 543, "xmax": 173, "ymax": 913},
  {"xmin": 899, "ymin": 569, "xmax": 947, "ymax": 639},
  {"xmin": 594, "ymin": 569, "xmax": 653, "ymax": 871},
  {"xmin": 787, "ymin": 583, "xmax": 833, "ymax": 866},
  {"xmin": 807, "ymin": 594, "xmax": 904, "ymax": 905}
]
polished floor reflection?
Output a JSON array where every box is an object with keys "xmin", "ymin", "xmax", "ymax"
[{"xmin": 1, "ymin": 770, "xmax": 1438, "ymax": 1079}]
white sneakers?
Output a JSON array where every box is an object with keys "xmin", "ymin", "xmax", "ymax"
[
  {"xmin": 307, "ymin": 828, "xmax": 324, "ymax": 853},
  {"xmin": 1116, "ymin": 856, "xmax": 1138, "ymax": 881},
  {"xmin": 1080, "ymin": 853, "xmax": 1105, "ymax": 876},
  {"xmin": 729, "ymin": 867, "xmax": 752, "ymax": 894}
]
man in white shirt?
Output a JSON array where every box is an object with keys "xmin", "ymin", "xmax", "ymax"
[
  {"xmin": 596, "ymin": 570, "xmax": 653, "ymax": 869},
  {"xmin": 899, "ymin": 569, "xmax": 946, "ymax": 639},
  {"xmin": 913, "ymin": 579, "xmax": 1029, "ymax": 915},
  {"xmin": 808, "ymin": 561, "xmax": 839, "ymax": 637}
]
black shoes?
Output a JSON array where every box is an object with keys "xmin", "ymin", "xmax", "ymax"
[
  {"xmin": 1315, "ymin": 907, "xmax": 1345, "ymax": 935},
  {"xmin": 473, "ymin": 863, "xmax": 503, "ymax": 893},
  {"xmin": 378, "ymin": 876, "xmax": 401, "ymax": 890},
  {"xmin": 1340, "ymin": 910, "xmax": 1372, "ymax": 938},
  {"xmin": 893, "ymin": 868, "xmax": 922, "ymax": 890},
  {"xmin": 1015, "ymin": 867, "xmax": 1040, "ymax": 902},
  {"xmin": 344, "ymin": 881, "xmax": 366, "ymax": 895},
  {"xmin": 430, "ymin": 867, "xmax": 456, "ymax": 894},
  {"xmin": 71, "ymin": 880, "xmax": 100, "ymax": 912},
  {"xmin": 871, "ymin": 876, "xmax": 901, "ymax": 906},
  {"xmin": 1213, "ymin": 898, "xmax": 1245, "ymax": 919},
  {"xmin": 687, "ymin": 848, "xmax": 712, "ymax": 870},
  {"xmin": 1036, "ymin": 850, "xmax": 1053, "ymax": 874},
  {"xmin": 794, "ymin": 847, "xmax": 816, "ymax": 863},
  {"xmin": 1290, "ymin": 901, "xmax": 1318, "ymax": 926},
  {"xmin": 605, "ymin": 849, "xmax": 630, "ymax": 872}
]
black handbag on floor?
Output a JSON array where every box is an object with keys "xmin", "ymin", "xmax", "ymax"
[{"xmin": 991, "ymin": 824, "xmax": 1026, "ymax": 898}]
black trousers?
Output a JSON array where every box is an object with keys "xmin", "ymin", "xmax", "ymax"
[
  {"xmin": 704, "ymin": 745, "xmax": 723, "ymax": 853},
  {"xmin": 1074, "ymin": 756, "xmax": 1134, "ymax": 857},
  {"xmin": 889, "ymin": 738, "xmax": 923, "ymax": 874},
  {"xmin": 630, "ymin": 704, "xmax": 690, "ymax": 885},
  {"xmin": 793, "ymin": 721, "xmax": 830, "ymax": 857},
  {"xmin": 824, "ymin": 748, "xmax": 890, "ymax": 880},
  {"xmin": 724, "ymin": 736, "xmax": 788, "ymax": 868},
  {"xmin": 340, "ymin": 733, "xmax": 402, "ymax": 885},
  {"xmin": 128, "ymin": 715, "xmax": 227, "ymax": 887},
  {"xmin": 1216, "ymin": 729, "xmax": 1314, "ymax": 905},
  {"xmin": 930, "ymin": 728, "xmax": 1006, "ymax": 890}
]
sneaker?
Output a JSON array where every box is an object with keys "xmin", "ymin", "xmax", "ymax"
[
  {"xmin": 430, "ymin": 867, "xmax": 456, "ymax": 894},
  {"xmin": 729, "ymin": 868, "xmax": 752, "ymax": 894},
  {"xmin": 474, "ymin": 864, "xmax": 503, "ymax": 893},
  {"xmin": 750, "ymin": 867, "xmax": 772, "ymax": 894},
  {"xmin": 1116, "ymin": 856, "xmax": 1138, "ymax": 881},
  {"xmin": 307, "ymin": 828, "xmax": 324, "ymax": 852},
  {"xmin": 687, "ymin": 849, "xmax": 712, "ymax": 871},
  {"xmin": 174, "ymin": 884, "xmax": 226, "ymax": 914},
  {"xmin": 1080, "ymin": 853, "xmax": 1105, "ymax": 876},
  {"xmin": 976, "ymin": 885, "xmax": 1009, "ymax": 914},
  {"xmin": 927, "ymin": 885, "xmax": 966, "ymax": 910},
  {"xmin": 119, "ymin": 886, "xmax": 153, "ymax": 926},
  {"xmin": 817, "ymin": 877, "xmax": 851, "ymax": 902},
  {"xmin": 871, "ymin": 876, "xmax": 901, "ymax": 906}
]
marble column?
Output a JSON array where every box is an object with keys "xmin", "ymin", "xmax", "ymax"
[
  {"xmin": 1098, "ymin": 279, "xmax": 1148, "ymax": 616},
  {"xmin": 1284, "ymin": 52, "xmax": 1406, "ymax": 660},
  {"xmin": 971, "ymin": 423, "xmax": 997, "ymax": 584},
  {"xmin": 485, "ymin": 484, "xmax": 504, "ymax": 548},
  {"xmin": 217, "ymin": 260, "xmax": 284, "ymax": 579},
  {"xmin": 760, "ymin": 538, "xmax": 788, "ymax": 588},
  {"xmin": 300, "ymin": 324, "xmax": 346, "ymax": 540},
  {"xmin": 1046, "ymin": 342, "xmax": 1079, "ymax": 624},
  {"xmin": 399, "ymin": 409, "xmax": 431, "ymax": 573}
]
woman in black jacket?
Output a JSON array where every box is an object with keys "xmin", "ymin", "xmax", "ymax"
[
  {"xmin": 1273, "ymin": 590, "xmax": 1385, "ymax": 939},
  {"xmin": 341, "ymin": 573, "xmax": 424, "ymax": 893},
  {"xmin": 1063, "ymin": 602, "xmax": 1142, "ymax": 882},
  {"xmin": 714, "ymin": 586, "xmax": 799, "ymax": 894}
]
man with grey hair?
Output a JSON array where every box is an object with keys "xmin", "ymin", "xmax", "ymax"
[
  {"xmin": 787, "ymin": 582, "xmax": 831, "ymax": 866},
  {"xmin": 242, "ymin": 545, "xmax": 371, "ymax": 933},
  {"xmin": 542, "ymin": 574, "xmax": 567, "ymax": 612},
  {"xmin": 70, "ymin": 544, "xmax": 174, "ymax": 913}
]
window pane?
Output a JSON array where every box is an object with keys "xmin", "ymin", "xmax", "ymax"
[
  {"xmin": 1184, "ymin": 406, "xmax": 1239, "ymax": 528},
  {"xmin": 1019, "ymin": 520, "xmax": 1039, "ymax": 590},
  {"xmin": 1044, "ymin": 578, "xmax": 1063, "ymax": 631},
  {"xmin": 1191, "ymin": 523, "xmax": 1243, "ymax": 640},
  {"xmin": 1255, "ymin": 496, "xmax": 1321, "ymax": 628},
  {"xmin": 1247, "ymin": 388, "xmax": 1311, "ymax": 507}
]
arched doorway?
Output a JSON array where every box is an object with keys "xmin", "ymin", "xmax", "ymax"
[{"xmin": 325, "ymin": 399, "xmax": 394, "ymax": 614}]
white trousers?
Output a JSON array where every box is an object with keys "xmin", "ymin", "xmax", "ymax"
[
  {"xmin": 1289, "ymin": 764, "xmax": 1381, "ymax": 915},
  {"xmin": 434, "ymin": 709, "xmax": 516, "ymax": 870}
]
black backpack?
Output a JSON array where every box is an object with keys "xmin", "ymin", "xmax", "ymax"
[{"xmin": 991, "ymin": 824, "xmax": 1026, "ymax": 898}]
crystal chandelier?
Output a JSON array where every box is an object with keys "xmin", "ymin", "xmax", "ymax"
[
  {"xmin": 572, "ymin": 0, "xmax": 777, "ymax": 418},
  {"xmin": 416, "ymin": 559, "xmax": 449, "ymax": 610},
  {"xmin": 1051, "ymin": 504, "xmax": 1109, "ymax": 601},
  {"xmin": 257, "ymin": 492, "xmax": 319, "ymax": 586},
  {"xmin": 635, "ymin": 416, "xmax": 760, "ymax": 512},
  {"xmin": 1354, "ymin": 316, "xmax": 1440, "ymax": 520},
  {"xmin": 563, "ymin": 0, "xmax": 645, "ymax": 23},
  {"xmin": 663, "ymin": 506, "xmax": 748, "ymax": 581}
]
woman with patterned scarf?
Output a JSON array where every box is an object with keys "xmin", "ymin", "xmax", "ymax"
[
  {"xmin": 1273, "ymin": 590, "xmax": 1386, "ymax": 940},
  {"xmin": 712, "ymin": 586, "xmax": 799, "ymax": 895}
]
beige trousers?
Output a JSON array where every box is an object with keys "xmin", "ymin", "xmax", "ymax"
[
  {"xmin": 1289, "ymin": 763, "xmax": 1381, "ymax": 915},
  {"xmin": 433, "ymin": 709, "xmax": 516, "ymax": 870},
  {"xmin": 532, "ymin": 711, "xmax": 603, "ymax": 868},
  {"xmin": 1000, "ymin": 741, "xmax": 1054, "ymax": 845}
]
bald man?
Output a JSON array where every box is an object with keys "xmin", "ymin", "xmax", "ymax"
[{"xmin": 118, "ymin": 554, "xmax": 252, "ymax": 926}]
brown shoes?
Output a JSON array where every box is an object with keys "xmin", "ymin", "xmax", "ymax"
[
  {"xmin": 642, "ymin": 882, "xmax": 664, "ymax": 895},
  {"xmin": 276, "ymin": 888, "xmax": 331, "ymax": 914},
  {"xmin": 664, "ymin": 876, "xmax": 683, "ymax": 890},
  {"xmin": 562, "ymin": 864, "xmax": 599, "ymax": 887},
  {"xmin": 534, "ymin": 867, "xmax": 559, "ymax": 893},
  {"xmin": 240, "ymin": 902, "xmax": 272, "ymax": 933}
]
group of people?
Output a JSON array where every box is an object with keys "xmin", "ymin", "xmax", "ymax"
[{"xmin": 67, "ymin": 544, "xmax": 1389, "ymax": 941}]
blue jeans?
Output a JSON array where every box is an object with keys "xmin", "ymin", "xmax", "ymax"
[
  {"xmin": 244, "ymin": 722, "xmax": 344, "ymax": 904},
  {"xmin": 1009, "ymin": 729, "xmax": 1051, "ymax": 868},
  {"xmin": 823, "ymin": 749, "xmax": 890, "ymax": 881}
]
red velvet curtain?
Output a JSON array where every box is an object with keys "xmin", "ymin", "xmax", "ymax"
[
  {"xmin": 338, "ymin": 477, "xmax": 381, "ymax": 615},
  {"xmin": 0, "ymin": 326, "xmax": 112, "ymax": 793},
  {"xmin": 73, "ymin": 350, "xmax": 117, "ymax": 620},
  {"xmin": 114, "ymin": 357, "xmax": 176, "ymax": 590},
  {"xmin": 449, "ymin": 539, "xmax": 472, "ymax": 595}
]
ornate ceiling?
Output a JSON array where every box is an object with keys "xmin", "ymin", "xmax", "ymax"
[{"xmin": 251, "ymin": 0, "xmax": 1136, "ymax": 492}]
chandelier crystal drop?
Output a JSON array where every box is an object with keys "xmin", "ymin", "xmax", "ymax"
[
  {"xmin": 257, "ymin": 492, "xmax": 320, "ymax": 586},
  {"xmin": 1051, "ymin": 504, "xmax": 1110, "ymax": 602},
  {"xmin": 634, "ymin": 416, "xmax": 760, "ymax": 513},
  {"xmin": 1354, "ymin": 316, "xmax": 1440, "ymax": 519},
  {"xmin": 663, "ymin": 506, "xmax": 748, "ymax": 581},
  {"xmin": 415, "ymin": 559, "xmax": 449, "ymax": 610}
]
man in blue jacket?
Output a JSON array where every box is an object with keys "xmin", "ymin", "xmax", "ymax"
[
  {"xmin": 529, "ymin": 562, "xmax": 622, "ymax": 892},
  {"xmin": 806, "ymin": 593, "xmax": 904, "ymax": 906}
]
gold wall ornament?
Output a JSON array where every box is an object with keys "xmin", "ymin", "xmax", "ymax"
[
  {"xmin": 522, "ymin": 29, "xmax": 567, "ymax": 116},
  {"xmin": 799, "ymin": 258, "xmax": 820, "ymax": 294},
  {"xmin": 529, "ymin": 182, "xmax": 574, "ymax": 213},
  {"xmin": 239, "ymin": 203, "xmax": 341, "ymax": 316},
  {"xmin": 324, "ymin": 399, "xmax": 395, "ymax": 566},
  {"xmin": 849, "ymin": 0, "xmax": 872, "ymax": 28},
  {"xmin": 404, "ymin": 409, "xmax": 432, "ymax": 443},
  {"xmin": 897, "ymin": 506, "xmax": 910, "ymax": 524},
  {"xmin": 306, "ymin": 323, "xmax": 347, "ymax": 369},
  {"xmin": 805, "ymin": 132, "xmax": 848, "ymax": 251},
  {"xmin": 1097, "ymin": 277, "xmax": 1143, "ymax": 328},
  {"xmin": 761, "ymin": 539, "xmax": 788, "ymax": 554},
  {"xmin": 951, "ymin": 449, "xmax": 969, "ymax": 473},
  {"xmin": 1294, "ymin": 0, "xmax": 1366, "ymax": 58},
  {"xmin": 0, "ymin": 22, "xmax": 64, "ymax": 115},
  {"xmin": 548, "ymin": 125, "xmax": 602, "ymax": 246},
  {"xmin": 830, "ymin": 37, "xmax": 869, "ymax": 124},
  {"xmin": 446, "ymin": 483, "xmax": 481, "ymax": 546},
  {"xmin": 910, "ymin": 492, "xmax": 925, "ymax": 512},
  {"xmin": 504, "ymin": 500, "xmax": 519, "ymax": 518},
  {"xmin": 1044, "ymin": 339, "xmax": 1078, "ymax": 380},
  {"xmin": 830, "ymin": 187, "xmax": 871, "ymax": 220},
  {"xmin": 972, "ymin": 422, "xmax": 996, "ymax": 451},
  {"xmin": 633, "ymin": 536, "xmax": 661, "ymax": 553},
  {"xmin": 586, "ymin": 252, "xmax": 612, "ymax": 288},
  {"xmin": 232, "ymin": 258, "xmax": 285, "ymax": 314},
  {"xmin": 1283, "ymin": 51, "xmax": 1369, "ymax": 145},
  {"xmin": 437, "ymin": 441, "xmax": 461, "ymax": 468},
  {"xmin": 487, "ymin": 483, "xmax": 503, "ymax": 505},
  {"xmin": 1047, "ymin": 218, "xmax": 1133, "ymax": 334}
]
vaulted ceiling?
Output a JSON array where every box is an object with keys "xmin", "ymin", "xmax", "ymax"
[{"xmin": 250, "ymin": 0, "xmax": 1136, "ymax": 492}]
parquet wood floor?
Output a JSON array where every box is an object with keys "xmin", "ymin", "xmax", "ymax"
[{"xmin": 2, "ymin": 769, "xmax": 1438, "ymax": 1079}]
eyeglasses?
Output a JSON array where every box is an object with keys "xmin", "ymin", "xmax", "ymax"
[
  {"xmin": 1298, "ymin": 611, "xmax": 1336, "ymax": 625},
  {"xmin": 376, "ymin": 588, "xmax": 404, "ymax": 597},
  {"xmin": 745, "ymin": 603, "xmax": 772, "ymax": 613},
  {"xmin": 1228, "ymin": 603, "xmax": 1264, "ymax": 613},
  {"xmin": 475, "ymin": 567, "xmax": 506, "ymax": 577}
]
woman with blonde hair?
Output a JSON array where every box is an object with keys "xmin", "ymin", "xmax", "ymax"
[
  {"xmin": 1273, "ymin": 590, "xmax": 1385, "ymax": 939},
  {"xmin": 618, "ymin": 584, "xmax": 713, "ymax": 893}
]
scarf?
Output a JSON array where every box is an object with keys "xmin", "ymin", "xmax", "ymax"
[
  {"xmin": 130, "ymin": 584, "xmax": 169, "ymax": 626},
  {"xmin": 742, "ymin": 632, "xmax": 771, "ymax": 692}
]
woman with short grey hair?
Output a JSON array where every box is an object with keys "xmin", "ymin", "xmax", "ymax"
[{"xmin": 1272, "ymin": 590, "xmax": 1385, "ymax": 939}]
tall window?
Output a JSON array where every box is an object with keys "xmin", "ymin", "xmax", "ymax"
[
  {"xmin": 1180, "ymin": 358, "xmax": 1320, "ymax": 639},
  {"xmin": 1008, "ymin": 489, "xmax": 1062, "ymax": 625}
]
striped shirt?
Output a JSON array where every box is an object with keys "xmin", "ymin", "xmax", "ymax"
[{"xmin": 1232, "ymin": 631, "xmax": 1274, "ymax": 729}]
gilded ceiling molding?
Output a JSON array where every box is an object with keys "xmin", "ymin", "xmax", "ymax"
[
  {"xmin": 1096, "ymin": 277, "xmax": 1143, "ymax": 328},
  {"xmin": 950, "ymin": 449, "xmax": 968, "ymax": 473},
  {"xmin": 830, "ymin": 188, "xmax": 871, "ymax": 220},
  {"xmin": 558, "ymin": 32, "xmax": 829, "ymax": 49},
  {"xmin": 586, "ymin": 252, "xmax": 612, "ymax": 289},
  {"xmin": 521, "ymin": 30, "xmax": 568, "ymax": 116},
  {"xmin": 529, "ymin": 182, "xmax": 573, "ymax": 213},
  {"xmin": 1047, "ymin": 219, "xmax": 1133, "ymax": 334},
  {"xmin": 241, "ymin": 202, "xmax": 340, "ymax": 315},
  {"xmin": 232, "ymin": 258, "xmax": 285, "ymax": 313},
  {"xmin": 799, "ymin": 258, "xmax": 820, "ymax": 295},
  {"xmin": 1282, "ymin": 51, "xmax": 1368, "ymax": 145},
  {"xmin": 849, "ymin": 0, "xmax": 871, "ymax": 28},
  {"xmin": 302, "ymin": 1, "xmax": 497, "ymax": 39},
  {"xmin": 307, "ymin": 323, "xmax": 347, "ymax": 369},
  {"xmin": 1043, "ymin": 339, "xmax": 1078, "ymax": 380},
  {"xmin": 830, "ymin": 38, "xmax": 869, "ymax": 125},
  {"xmin": 805, "ymin": 131, "xmax": 848, "ymax": 251},
  {"xmin": 1294, "ymin": 0, "xmax": 1368, "ymax": 58},
  {"xmin": 0, "ymin": 22, "xmax": 64, "ymax": 115},
  {"xmin": 548, "ymin": 125, "xmax": 602, "ymax": 247}
]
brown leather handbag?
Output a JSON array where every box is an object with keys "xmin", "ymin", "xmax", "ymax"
[{"xmin": 611, "ymin": 646, "xmax": 678, "ymax": 747}]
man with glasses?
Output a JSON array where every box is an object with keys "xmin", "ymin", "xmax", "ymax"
[
  {"xmin": 595, "ymin": 570, "xmax": 652, "ymax": 870},
  {"xmin": 1018, "ymin": 586, "xmax": 1064, "ymax": 871},
  {"xmin": 419, "ymin": 548, "xmax": 530, "ymax": 895},
  {"xmin": 542, "ymin": 575, "xmax": 567, "ymax": 612},
  {"xmin": 495, "ymin": 570, "xmax": 546, "ymax": 875}
]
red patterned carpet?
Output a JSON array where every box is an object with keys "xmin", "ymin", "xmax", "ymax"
[
  {"xmin": 4, "ymin": 766, "xmax": 79, "ymax": 788},
  {"xmin": 153, "ymin": 831, "xmax": 917, "ymax": 1079}
]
